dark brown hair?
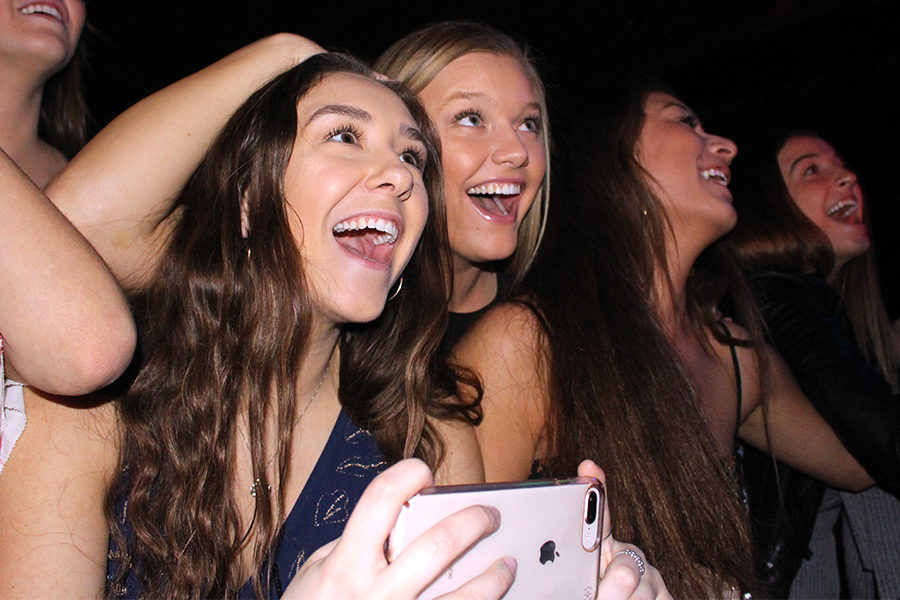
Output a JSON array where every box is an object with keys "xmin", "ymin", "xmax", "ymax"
[
  {"xmin": 38, "ymin": 24, "xmax": 91, "ymax": 157},
  {"xmin": 106, "ymin": 53, "xmax": 470, "ymax": 599},
  {"xmin": 732, "ymin": 131, "xmax": 899, "ymax": 390},
  {"xmin": 513, "ymin": 83, "xmax": 757, "ymax": 597}
]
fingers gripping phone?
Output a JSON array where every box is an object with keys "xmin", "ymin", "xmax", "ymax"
[{"xmin": 386, "ymin": 477, "xmax": 603, "ymax": 600}]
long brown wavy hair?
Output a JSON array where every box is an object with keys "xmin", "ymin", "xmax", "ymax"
[
  {"xmin": 375, "ymin": 21, "xmax": 551, "ymax": 289},
  {"xmin": 105, "ymin": 53, "xmax": 472, "ymax": 599},
  {"xmin": 512, "ymin": 83, "xmax": 758, "ymax": 597},
  {"xmin": 732, "ymin": 131, "xmax": 899, "ymax": 391}
]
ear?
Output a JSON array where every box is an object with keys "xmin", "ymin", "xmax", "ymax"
[{"xmin": 240, "ymin": 193, "xmax": 250, "ymax": 238}]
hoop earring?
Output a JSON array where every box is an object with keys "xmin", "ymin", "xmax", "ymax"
[{"xmin": 387, "ymin": 277, "xmax": 403, "ymax": 301}]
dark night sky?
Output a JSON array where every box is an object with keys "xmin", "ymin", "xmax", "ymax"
[{"xmin": 82, "ymin": 0, "xmax": 900, "ymax": 313}]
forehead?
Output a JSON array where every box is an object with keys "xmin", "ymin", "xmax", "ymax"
[
  {"xmin": 777, "ymin": 136, "xmax": 836, "ymax": 167},
  {"xmin": 643, "ymin": 92, "xmax": 687, "ymax": 116},
  {"xmin": 425, "ymin": 52, "xmax": 540, "ymax": 104},
  {"xmin": 296, "ymin": 72, "xmax": 415, "ymax": 126}
]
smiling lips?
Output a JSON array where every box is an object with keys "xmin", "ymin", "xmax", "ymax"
[
  {"xmin": 466, "ymin": 182, "xmax": 521, "ymax": 219},
  {"xmin": 332, "ymin": 216, "xmax": 400, "ymax": 264},
  {"xmin": 827, "ymin": 198, "xmax": 863, "ymax": 223},
  {"xmin": 18, "ymin": 2, "xmax": 66, "ymax": 24},
  {"xmin": 700, "ymin": 167, "xmax": 730, "ymax": 186}
]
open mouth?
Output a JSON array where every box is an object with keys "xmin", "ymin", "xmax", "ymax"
[
  {"xmin": 466, "ymin": 182, "xmax": 521, "ymax": 218},
  {"xmin": 332, "ymin": 216, "xmax": 399, "ymax": 264},
  {"xmin": 700, "ymin": 168, "xmax": 729, "ymax": 186},
  {"xmin": 827, "ymin": 199, "xmax": 861, "ymax": 222},
  {"xmin": 19, "ymin": 3, "xmax": 65, "ymax": 23}
]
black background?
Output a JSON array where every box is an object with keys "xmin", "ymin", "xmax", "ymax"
[{"xmin": 82, "ymin": 0, "xmax": 900, "ymax": 315}]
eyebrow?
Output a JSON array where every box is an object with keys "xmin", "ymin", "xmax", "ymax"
[
  {"xmin": 438, "ymin": 90, "xmax": 487, "ymax": 109},
  {"xmin": 788, "ymin": 153, "xmax": 818, "ymax": 175},
  {"xmin": 401, "ymin": 124, "xmax": 425, "ymax": 144},
  {"xmin": 305, "ymin": 104, "xmax": 372, "ymax": 126}
]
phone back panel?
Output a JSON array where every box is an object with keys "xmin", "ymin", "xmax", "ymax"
[{"xmin": 388, "ymin": 479, "xmax": 601, "ymax": 600}]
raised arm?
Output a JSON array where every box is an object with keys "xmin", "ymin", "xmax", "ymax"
[
  {"xmin": 0, "ymin": 150, "xmax": 134, "ymax": 394},
  {"xmin": 45, "ymin": 34, "xmax": 323, "ymax": 291}
]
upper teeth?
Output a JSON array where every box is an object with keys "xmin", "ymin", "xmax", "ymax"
[
  {"xmin": 333, "ymin": 217, "xmax": 398, "ymax": 245},
  {"xmin": 827, "ymin": 199, "xmax": 859, "ymax": 218},
  {"xmin": 20, "ymin": 4, "xmax": 63, "ymax": 20},
  {"xmin": 466, "ymin": 183, "xmax": 521, "ymax": 196},
  {"xmin": 701, "ymin": 168, "xmax": 729, "ymax": 185}
]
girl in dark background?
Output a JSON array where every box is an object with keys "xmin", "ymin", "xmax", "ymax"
[{"xmin": 733, "ymin": 131, "xmax": 900, "ymax": 598}]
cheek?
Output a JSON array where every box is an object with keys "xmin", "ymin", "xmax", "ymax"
[{"xmin": 440, "ymin": 135, "xmax": 486, "ymax": 190}]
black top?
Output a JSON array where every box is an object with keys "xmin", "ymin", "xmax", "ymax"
[{"xmin": 742, "ymin": 270, "xmax": 900, "ymax": 598}]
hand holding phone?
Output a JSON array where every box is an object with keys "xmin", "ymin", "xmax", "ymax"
[{"xmin": 387, "ymin": 477, "xmax": 604, "ymax": 600}]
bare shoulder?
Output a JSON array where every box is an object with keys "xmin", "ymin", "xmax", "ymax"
[
  {"xmin": 452, "ymin": 299, "xmax": 549, "ymax": 481},
  {"xmin": 454, "ymin": 299, "xmax": 544, "ymax": 361},
  {"xmin": 0, "ymin": 389, "xmax": 119, "ymax": 598}
]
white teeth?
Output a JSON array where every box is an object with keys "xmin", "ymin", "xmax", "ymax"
[
  {"xmin": 19, "ymin": 4, "xmax": 63, "ymax": 20},
  {"xmin": 827, "ymin": 199, "xmax": 859, "ymax": 219},
  {"xmin": 332, "ymin": 217, "xmax": 398, "ymax": 244},
  {"xmin": 466, "ymin": 182, "xmax": 522, "ymax": 196},
  {"xmin": 701, "ymin": 168, "xmax": 729, "ymax": 186}
]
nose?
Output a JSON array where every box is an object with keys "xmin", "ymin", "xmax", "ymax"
[
  {"xmin": 707, "ymin": 133, "xmax": 738, "ymax": 164},
  {"xmin": 836, "ymin": 167, "xmax": 858, "ymax": 188},
  {"xmin": 367, "ymin": 154, "xmax": 415, "ymax": 201},
  {"xmin": 491, "ymin": 126, "xmax": 530, "ymax": 168}
]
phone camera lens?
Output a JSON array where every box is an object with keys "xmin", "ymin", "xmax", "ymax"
[{"xmin": 586, "ymin": 489, "xmax": 598, "ymax": 524}]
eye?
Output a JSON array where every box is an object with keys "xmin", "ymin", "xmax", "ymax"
[
  {"xmin": 803, "ymin": 163, "xmax": 820, "ymax": 176},
  {"xmin": 678, "ymin": 113, "xmax": 701, "ymax": 128},
  {"xmin": 454, "ymin": 109, "xmax": 484, "ymax": 127},
  {"xmin": 326, "ymin": 124, "xmax": 363, "ymax": 145},
  {"xmin": 518, "ymin": 115, "xmax": 542, "ymax": 134},
  {"xmin": 400, "ymin": 146, "xmax": 426, "ymax": 170}
]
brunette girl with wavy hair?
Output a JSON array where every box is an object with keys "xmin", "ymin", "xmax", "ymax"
[
  {"xmin": 2, "ymin": 37, "xmax": 520, "ymax": 599},
  {"xmin": 732, "ymin": 131, "xmax": 900, "ymax": 598},
  {"xmin": 105, "ymin": 53, "xmax": 479, "ymax": 598},
  {"xmin": 452, "ymin": 83, "xmax": 875, "ymax": 598}
]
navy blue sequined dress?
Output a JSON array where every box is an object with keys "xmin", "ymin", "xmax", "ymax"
[{"xmin": 107, "ymin": 409, "xmax": 387, "ymax": 598}]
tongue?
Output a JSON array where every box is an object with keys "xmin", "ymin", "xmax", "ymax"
[
  {"xmin": 470, "ymin": 194, "xmax": 510, "ymax": 216},
  {"xmin": 335, "ymin": 230, "xmax": 392, "ymax": 263}
]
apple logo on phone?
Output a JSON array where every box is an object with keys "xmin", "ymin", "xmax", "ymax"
[{"xmin": 539, "ymin": 540, "xmax": 559, "ymax": 564}]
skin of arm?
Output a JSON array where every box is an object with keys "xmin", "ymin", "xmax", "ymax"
[
  {"xmin": 731, "ymin": 334, "xmax": 874, "ymax": 491},
  {"xmin": 451, "ymin": 302, "xmax": 550, "ymax": 482},
  {"xmin": 45, "ymin": 34, "xmax": 324, "ymax": 291},
  {"xmin": 432, "ymin": 416, "xmax": 486, "ymax": 485},
  {"xmin": 0, "ymin": 150, "xmax": 135, "ymax": 394},
  {"xmin": 0, "ymin": 389, "xmax": 118, "ymax": 599}
]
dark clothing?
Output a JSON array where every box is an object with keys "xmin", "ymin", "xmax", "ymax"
[
  {"xmin": 439, "ymin": 273, "xmax": 508, "ymax": 361},
  {"xmin": 107, "ymin": 409, "xmax": 387, "ymax": 599},
  {"xmin": 743, "ymin": 270, "xmax": 900, "ymax": 598}
]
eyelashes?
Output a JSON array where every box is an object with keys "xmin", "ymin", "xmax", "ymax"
[
  {"xmin": 326, "ymin": 123, "xmax": 426, "ymax": 170},
  {"xmin": 453, "ymin": 107, "xmax": 543, "ymax": 133}
]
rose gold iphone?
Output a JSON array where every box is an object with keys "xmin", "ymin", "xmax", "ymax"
[{"xmin": 386, "ymin": 477, "xmax": 603, "ymax": 600}]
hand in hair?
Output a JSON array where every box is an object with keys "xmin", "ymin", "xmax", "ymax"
[{"xmin": 580, "ymin": 461, "xmax": 674, "ymax": 600}]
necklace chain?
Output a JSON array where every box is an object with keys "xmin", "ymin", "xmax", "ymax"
[{"xmin": 245, "ymin": 357, "xmax": 332, "ymax": 498}]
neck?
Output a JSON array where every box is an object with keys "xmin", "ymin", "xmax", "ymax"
[
  {"xmin": 654, "ymin": 234, "xmax": 695, "ymax": 340},
  {"xmin": 449, "ymin": 256, "xmax": 499, "ymax": 314},
  {"xmin": 0, "ymin": 66, "xmax": 62, "ymax": 187}
]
